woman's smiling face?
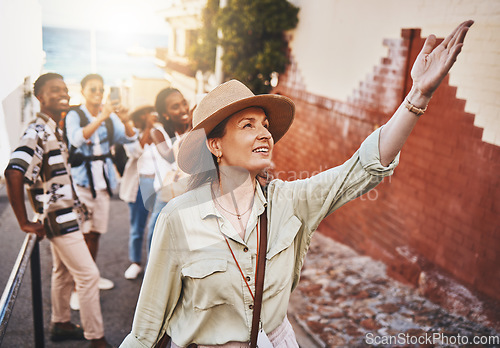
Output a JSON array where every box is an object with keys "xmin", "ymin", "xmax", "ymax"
[
  {"xmin": 215, "ymin": 107, "xmax": 274, "ymax": 177},
  {"xmin": 164, "ymin": 91, "xmax": 190, "ymax": 127}
]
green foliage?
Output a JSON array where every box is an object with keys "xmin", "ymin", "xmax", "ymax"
[
  {"xmin": 188, "ymin": 0, "xmax": 299, "ymax": 94},
  {"xmin": 187, "ymin": 0, "xmax": 219, "ymax": 72}
]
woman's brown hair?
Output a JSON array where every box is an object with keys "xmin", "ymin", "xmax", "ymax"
[{"xmin": 187, "ymin": 117, "xmax": 230, "ymax": 190}]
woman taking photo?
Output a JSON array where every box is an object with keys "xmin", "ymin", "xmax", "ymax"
[
  {"xmin": 121, "ymin": 20, "xmax": 473, "ymax": 347},
  {"xmin": 147, "ymin": 88, "xmax": 192, "ymax": 252}
]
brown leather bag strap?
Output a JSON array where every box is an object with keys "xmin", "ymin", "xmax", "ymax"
[{"xmin": 250, "ymin": 207, "xmax": 268, "ymax": 348}]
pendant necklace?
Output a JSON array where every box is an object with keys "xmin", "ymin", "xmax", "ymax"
[{"xmin": 212, "ymin": 189, "xmax": 253, "ymax": 220}]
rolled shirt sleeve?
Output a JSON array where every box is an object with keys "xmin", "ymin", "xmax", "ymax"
[
  {"xmin": 65, "ymin": 109, "xmax": 87, "ymax": 148},
  {"xmin": 109, "ymin": 113, "xmax": 138, "ymax": 144},
  {"xmin": 359, "ymin": 125, "xmax": 399, "ymax": 177},
  {"xmin": 267, "ymin": 127, "xmax": 398, "ymax": 289},
  {"xmin": 271, "ymin": 126, "xmax": 398, "ymax": 231},
  {"xmin": 7, "ymin": 125, "xmax": 44, "ymax": 184}
]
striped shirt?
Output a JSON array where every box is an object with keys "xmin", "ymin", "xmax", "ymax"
[{"xmin": 7, "ymin": 113, "xmax": 81, "ymax": 238}]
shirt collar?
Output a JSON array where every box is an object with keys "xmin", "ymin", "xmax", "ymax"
[
  {"xmin": 198, "ymin": 183, "xmax": 219, "ymax": 220},
  {"xmin": 37, "ymin": 112, "xmax": 59, "ymax": 133},
  {"xmin": 80, "ymin": 104, "xmax": 92, "ymax": 117},
  {"xmin": 254, "ymin": 181, "xmax": 267, "ymax": 215}
]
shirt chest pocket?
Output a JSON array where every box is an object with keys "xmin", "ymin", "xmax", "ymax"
[
  {"xmin": 264, "ymin": 215, "xmax": 302, "ymax": 299},
  {"xmin": 181, "ymin": 258, "xmax": 234, "ymax": 311}
]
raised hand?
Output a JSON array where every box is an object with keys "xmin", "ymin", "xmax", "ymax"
[
  {"xmin": 411, "ymin": 20, "xmax": 474, "ymax": 99},
  {"xmin": 114, "ymin": 105, "xmax": 130, "ymax": 122},
  {"xmin": 379, "ymin": 20, "xmax": 474, "ymax": 166},
  {"xmin": 101, "ymin": 98, "xmax": 115, "ymax": 119}
]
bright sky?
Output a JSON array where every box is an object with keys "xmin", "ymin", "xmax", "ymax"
[{"xmin": 39, "ymin": 0, "xmax": 171, "ymax": 34}]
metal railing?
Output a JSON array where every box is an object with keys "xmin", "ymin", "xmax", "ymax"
[{"xmin": 0, "ymin": 233, "xmax": 44, "ymax": 347}]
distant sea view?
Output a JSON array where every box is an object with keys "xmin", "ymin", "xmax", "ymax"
[{"xmin": 42, "ymin": 26, "xmax": 169, "ymax": 84}]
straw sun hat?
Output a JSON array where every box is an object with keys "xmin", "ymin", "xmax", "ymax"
[{"xmin": 177, "ymin": 79, "xmax": 295, "ymax": 174}]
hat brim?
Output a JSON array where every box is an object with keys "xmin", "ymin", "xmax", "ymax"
[{"xmin": 178, "ymin": 94, "xmax": 295, "ymax": 174}]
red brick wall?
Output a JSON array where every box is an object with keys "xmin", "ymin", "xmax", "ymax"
[{"xmin": 272, "ymin": 29, "xmax": 500, "ymax": 305}]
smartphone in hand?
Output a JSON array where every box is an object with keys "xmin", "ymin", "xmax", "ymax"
[{"xmin": 109, "ymin": 86, "xmax": 121, "ymax": 105}]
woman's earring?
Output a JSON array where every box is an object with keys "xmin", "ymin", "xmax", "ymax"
[{"xmin": 217, "ymin": 155, "xmax": 221, "ymax": 164}]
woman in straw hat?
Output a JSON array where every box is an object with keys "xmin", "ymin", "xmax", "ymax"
[{"xmin": 121, "ymin": 20, "xmax": 473, "ymax": 348}]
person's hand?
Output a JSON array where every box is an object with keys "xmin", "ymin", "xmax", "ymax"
[
  {"xmin": 411, "ymin": 20, "xmax": 473, "ymax": 100},
  {"xmin": 101, "ymin": 99, "xmax": 115, "ymax": 120},
  {"xmin": 102, "ymin": 98, "xmax": 129, "ymax": 122},
  {"xmin": 114, "ymin": 105, "xmax": 129, "ymax": 123},
  {"xmin": 20, "ymin": 221, "xmax": 46, "ymax": 240}
]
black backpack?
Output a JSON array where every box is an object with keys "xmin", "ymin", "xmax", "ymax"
[
  {"xmin": 62, "ymin": 105, "xmax": 114, "ymax": 157},
  {"xmin": 62, "ymin": 105, "xmax": 129, "ymax": 197}
]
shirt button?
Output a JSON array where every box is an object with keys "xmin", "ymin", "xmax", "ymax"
[
  {"xmin": 246, "ymin": 276, "xmax": 251, "ymax": 281},
  {"xmin": 249, "ymin": 304, "xmax": 253, "ymax": 309},
  {"xmin": 243, "ymin": 247, "xmax": 249, "ymax": 252}
]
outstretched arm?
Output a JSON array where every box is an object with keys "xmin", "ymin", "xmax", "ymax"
[{"xmin": 379, "ymin": 20, "xmax": 474, "ymax": 166}]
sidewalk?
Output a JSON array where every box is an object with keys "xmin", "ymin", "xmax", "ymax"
[
  {"xmin": 0, "ymin": 187, "xmax": 142, "ymax": 348},
  {"xmin": 288, "ymin": 232, "xmax": 499, "ymax": 347}
]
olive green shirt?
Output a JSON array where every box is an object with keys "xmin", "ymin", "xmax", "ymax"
[{"xmin": 121, "ymin": 127, "xmax": 399, "ymax": 347}]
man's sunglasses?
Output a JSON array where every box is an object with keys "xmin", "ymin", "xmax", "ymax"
[{"xmin": 90, "ymin": 87, "xmax": 105, "ymax": 93}]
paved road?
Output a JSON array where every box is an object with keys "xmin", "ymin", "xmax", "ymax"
[{"xmin": 288, "ymin": 233, "xmax": 499, "ymax": 347}]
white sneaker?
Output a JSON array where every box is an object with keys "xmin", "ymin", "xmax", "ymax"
[
  {"xmin": 98, "ymin": 277, "xmax": 114, "ymax": 290},
  {"xmin": 70, "ymin": 291, "xmax": 80, "ymax": 311},
  {"xmin": 124, "ymin": 263, "xmax": 143, "ymax": 280}
]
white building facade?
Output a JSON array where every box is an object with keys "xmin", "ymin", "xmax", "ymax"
[{"xmin": 0, "ymin": 0, "xmax": 45, "ymax": 174}]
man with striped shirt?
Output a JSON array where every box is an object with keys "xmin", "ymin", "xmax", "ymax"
[{"xmin": 4, "ymin": 73, "xmax": 111, "ymax": 348}]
